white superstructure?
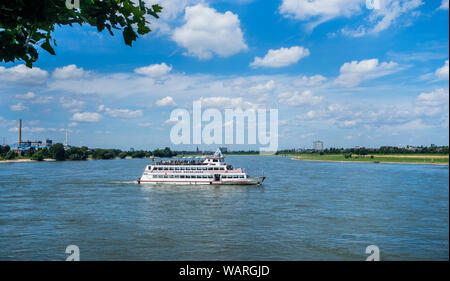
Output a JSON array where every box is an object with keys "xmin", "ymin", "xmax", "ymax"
[{"xmin": 137, "ymin": 149, "xmax": 265, "ymax": 185}]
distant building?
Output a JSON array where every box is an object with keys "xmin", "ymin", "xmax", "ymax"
[
  {"xmin": 313, "ymin": 141, "xmax": 323, "ymax": 151},
  {"xmin": 130, "ymin": 148, "xmax": 135, "ymax": 152},
  {"xmin": 431, "ymin": 144, "xmax": 436, "ymax": 147},
  {"xmin": 13, "ymin": 119, "xmax": 52, "ymax": 153}
]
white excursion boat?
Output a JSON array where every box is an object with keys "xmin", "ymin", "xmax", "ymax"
[{"xmin": 137, "ymin": 149, "xmax": 265, "ymax": 185}]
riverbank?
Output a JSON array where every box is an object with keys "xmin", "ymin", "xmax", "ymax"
[
  {"xmin": 2, "ymin": 154, "xmax": 449, "ymax": 165},
  {"xmin": 0, "ymin": 158, "xmax": 56, "ymax": 163},
  {"xmin": 290, "ymin": 154, "xmax": 449, "ymax": 165}
]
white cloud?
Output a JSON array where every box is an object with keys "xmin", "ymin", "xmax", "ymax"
[
  {"xmin": 435, "ymin": 60, "xmax": 449, "ymax": 80},
  {"xmin": 68, "ymin": 122, "xmax": 79, "ymax": 127},
  {"xmin": 137, "ymin": 122, "xmax": 152, "ymax": 127},
  {"xmin": 134, "ymin": 63, "xmax": 172, "ymax": 77},
  {"xmin": 280, "ymin": 0, "xmax": 423, "ymax": 35},
  {"xmin": 279, "ymin": 0, "xmax": 363, "ymax": 29},
  {"xmin": 293, "ymin": 75, "xmax": 327, "ymax": 87},
  {"xmin": 10, "ymin": 102, "xmax": 28, "ymax": 111},
  {"xmin": 156, "ymin": 96, "xmax": 176, "ymax": 107},
  {"xmin": 278, "ymin": 90, "xmax": 323, "ymax": 106},
  {"xmin": 15, "ymin": 91, "xmax": 53, "ymax": 104},
  {"xmin": 32, "ymin": 96, "xmax": 54, "ymax": 104},
  {"xmin": 0, "ymin": 65, "xmax": 48, "ymax": 84},
  {"xmin": 416, "ymin": 88, "xmax": 448, "ymax": 106},
  {"xmin": 248, "ymin": 80, "xmax": 276, "ymax": 94},
  {"xmin": 71, "ymin": 112, "xmax": 102, "ymax": 122},
  {"xmin": 199, "ymin": 96, "xmax": 258, "ymax": 109},
  {"xmin": 53, "ymin": 64, "xmax": 88, "ymax": 79},
  {"xmin": 250, "ymin": 46, "xmax": 310, "ymax": 68},
  {"xmin": 99, "ymin": 106, "xmax": 143, "ymax": 118},
  {"xmin": 438, "ymin": 0, "xmax": 449, "ymax": 10},
  {"xmin": 341, "ymin": 26, "xmax": 367, "ymax": 37},
  {"xmin": 9, "ymin": 126, "xmax": 46, "ymax": 133},
  {"xmin": 143, "ymin": 0, "xmax": 201, "ymax": 34},
  {"xmin": 16, "ymin": 92, "xmax": 36, "ymax": 100},
  {"xmin": 334, "ymin": 58, "xmax": 399, "ymax": 87},
  {"xmin": 172, "ymin": 4, "xmax": 247, "ymax": 59},
  {"xmin": 60, "ymin": 97, "xmax": 85, "ymax": 112},
  {"xmin": 368, "ymin": 0, "xmax": 423, "ymax": 34}
]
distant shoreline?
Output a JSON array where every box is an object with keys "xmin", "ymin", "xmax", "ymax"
[
  {"xmin": 2, "ymin": 154, "xmax": 448, "ymax": 166},
  {"xmin": 0, "ymin": 158, "xmax": 56, "ymax": 163},
  {"xmin": 290, "ymin": 157, "xmax": 449, "ymax": 166}
]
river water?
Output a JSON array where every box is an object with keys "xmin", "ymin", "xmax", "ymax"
[{"xmin": 0, "ymin": 156, "xmax": 448, "ymax": 260}]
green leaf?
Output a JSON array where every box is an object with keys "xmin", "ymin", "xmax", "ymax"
[{"xmin": 41, "ymin": 41, "xmax": 56, "ymax": 55}]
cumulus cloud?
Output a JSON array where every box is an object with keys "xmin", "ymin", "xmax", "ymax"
[
  {"xmin": 15, "ymin": 91, "xmax": 53, "ymax": 104},
  {"xmin": 134, "ymin": 63, "xmax": 172, "ymax": 77},
  {"xmin": 250, "ymin": 46, "xmax": 310, "ymax": 68},
  {"xmin": 71, "ymin": 112, "xmax": 102, "ymax": 122},
  {"xmin": 156, "ymin": 96, "xmax": 176, "ymax": 107},
  {"xmin": 0, "ymin": 65, "xmax": 48, "ymax": 84},
  {"xmin": 53, "ymin": 64, "xmax": 88, "ymax": 79},
  {"xmin": 60, "ymin": 97, "xmax": 85, "ymax": 112},
  {"xmin": 172, "ymin": 4, "xmax": 247, "ymax": 59},
  {"xmin": 199, "ymin": 96, "xmax": 258, "ymax": 109},
  {"xmin": 416, "ymin": 88, "xmax": 448, "ymax": 106},
  {"xmin": 334, "ymin": 58, "xmax": 399, "ymax": 87},
  {"xmin": 435, "ymin": 60, "xmax": 449, "ymax": 80},
  {"xmin": 16, "ymin": 92, "xmax": 36, "ymax": 100},
  {"xmin": 98, "ymin": 105, "xmax": 143, "ymax": 118},
  {"xmin": 143, "ymin": 0, "xmax": 201, "ymax": 34},
  {"xmin": 293, "ymin": 75, "xmax": 327, "ymax": 87},
  {"xmin": 248, "ymin": 80, "xmax": 276, "ymax": 94},
  {"xmin": 278, "ymin": 90, "xmax": 323, "ymax": 106},
  {"xmin": 10, "ymin": 102, "xmax": 28, "ymax": 111}
]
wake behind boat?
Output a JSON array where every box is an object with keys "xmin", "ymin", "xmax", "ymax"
[{"xmin": 137, "ymin": 149, "xmax": 265, "ymax": 185}]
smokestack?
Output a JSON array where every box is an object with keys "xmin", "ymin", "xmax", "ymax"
[{"xmin": 18, "ymin": 119, "xmax": 22, "ymax": 146}]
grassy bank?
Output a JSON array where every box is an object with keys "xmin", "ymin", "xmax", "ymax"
[{"xmin": 289, "ymin": 153, "xmax": 449, "ymax": 165}]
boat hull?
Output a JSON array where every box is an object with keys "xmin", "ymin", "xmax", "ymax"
[{"xmin": 137, "ymin": 176, "xmax": 265, "ymax": 186}]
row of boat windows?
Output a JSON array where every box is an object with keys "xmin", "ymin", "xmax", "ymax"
[
  {"xmin": 151, "ymin": 166, "xmax": 226, "ymax": 171},
  {"xmin": 150, "ymin": 174, "xmax": 245, "ymax": 179}
]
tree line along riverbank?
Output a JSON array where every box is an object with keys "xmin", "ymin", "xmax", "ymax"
[
  {"xmin": 0, "ymin": 144, "xmax": 177, "ymax": 162},
  {"xmin": 1, "ymin": 144, "xmax": 448, "ymax": 165},
  {"xmin": 287, "ymin": 153, "xmax": 449, "ymax": 165}
]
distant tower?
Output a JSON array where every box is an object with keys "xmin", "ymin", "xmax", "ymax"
[
  {"xmin": 64, "ymin": 130, "xmax": 69, "ymax": 147},
  {"xmin": 18, "ymin": 119, "xmax": 22, "ymax": 146}
]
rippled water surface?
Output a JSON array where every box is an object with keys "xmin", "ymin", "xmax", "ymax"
[{"xmin": 0, "ymin": 156, "xmax": 448, "ymax": 260}]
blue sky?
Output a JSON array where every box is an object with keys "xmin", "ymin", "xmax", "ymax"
[{"xmin": 0, "ymin": 0, "xmax": 449, "ymax": 150}]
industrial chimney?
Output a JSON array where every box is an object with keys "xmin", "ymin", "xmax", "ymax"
[{"xmin": 18, "ymin": 119, "xmax": 22, "ymax": 147}]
